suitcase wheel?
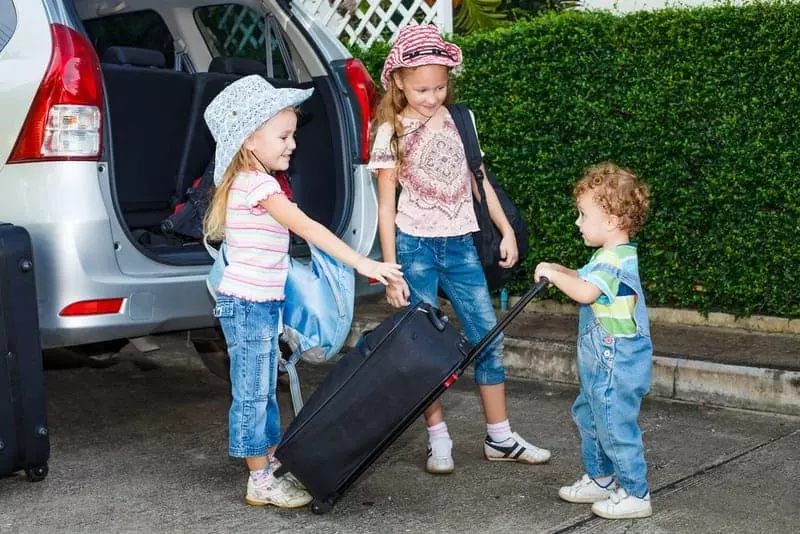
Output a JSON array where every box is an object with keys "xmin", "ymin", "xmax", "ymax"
[
  {"xmin": 25, "ymin": 463, "xmax": 48, "ymax": 482},
  {"xmin": 310, "ymin": 499, "xmax": 332, "ymax": 515}
]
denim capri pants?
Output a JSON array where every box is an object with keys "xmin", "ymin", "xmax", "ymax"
[{"xmin": 214, "ymin": 294, "xmax": 282, "ymax": 457}]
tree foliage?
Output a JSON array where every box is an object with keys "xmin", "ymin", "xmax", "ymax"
[
  {"xmin": 355, "ymin": 4, "xmax": 800, "ymax": 317},
  {"xmin": 455, "ymin": 0, "xmax": 507, "ymax": 33}
]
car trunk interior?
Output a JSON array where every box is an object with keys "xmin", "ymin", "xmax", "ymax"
[{"xmin": 99, "ymin": 52, "xmax": 347, "ymax": 265}]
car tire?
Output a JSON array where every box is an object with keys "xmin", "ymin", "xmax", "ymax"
[
  {"xmin": 190, "ymin": 327, "xmax": 292, "ymax": 391},
  {"xmin": 190, "ymin": 327, "xmax": 230, "ymax": 382}
]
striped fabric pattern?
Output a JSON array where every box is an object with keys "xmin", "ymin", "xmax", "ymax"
[
  {"xmin": 577, "ymin": 244, "xmax": 639, "ymax": 336},
  {"xmin": 217, "ymin": 171, "xmax": 290, "ymax": 302},
  {"xmin": 379, "ymin": 24, "xmax": 462, "ymax": 90}
]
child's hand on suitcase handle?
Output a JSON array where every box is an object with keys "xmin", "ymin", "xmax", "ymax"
[
  {"xmin": 385, "ymin": 278, "xmax": 410, "ymax": 308},
  {"xmin": 534, "ymin": 262, "xmax": 558, "ymax": 286}
]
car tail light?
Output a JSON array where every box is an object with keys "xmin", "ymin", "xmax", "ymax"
[
  {"xmin": 343, "ymin": 59, "xmax": 378, "ymax": 163},
  {"xmin": 8, "ymin": 24, "xmax": 103, "ymax": 163},
  {"xmin": 60, "ymin": 298, "xmax": 124, "ymax": 317}
]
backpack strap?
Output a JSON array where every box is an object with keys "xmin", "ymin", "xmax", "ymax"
[
  {"xmin": 447, "ymin": 103, "xmax": 484, "ymax": 179},
  {"xmin": 204, "ymin": 238, "xmax": 227, "ymax": 301},
  {"xmin": 448, "ymin": 103, "xmax": 490, "ymax": 210},
  {"xmin": 203, "ymin": 235, "xmax": 220, "ymax": 260},
  {"xmin": 278, "ymin": 349, "xmax": 305, "ymax": 416}
]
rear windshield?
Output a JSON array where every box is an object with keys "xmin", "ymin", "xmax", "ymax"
[
  {"xmin": 194, "ymin": 4, "xmax": 289, "ymax": 79},
  {"xmin": 84, "ymin": 9, "xmax": 175, "ymax": 69},
  {"xmin": 0, "ymin": 0, "xmax": 16, "ymax": 54}
]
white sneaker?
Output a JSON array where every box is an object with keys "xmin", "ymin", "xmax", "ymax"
[
  {"xmin": 558, "ymin": 474, "xmax": 618, "ymax": 503},
  {"xmin": 269, "ymin": 459, "xmax": 306, "ymax": 491},
  {"xmin": 426, "ymin": 437, "xmax": 455, "ymax": 474},
  {"xmin": 245, "ymin": 472, "xmax": 313, "ymax": 509},
  {"xmin": 484, "ymin": 432, "xmax": 551, "ymax": 464},
  {"xmin": 591, "ymin": 488, "xmax": 652, "ymax": 519},
  {"xmin": 281, "ymin": 471, "xmax": 306, "ymax": 491}
]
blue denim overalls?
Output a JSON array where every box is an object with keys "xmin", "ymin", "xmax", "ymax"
[{"xmin": 573, "ymin": 262, "xmax": 653, "ymax": 499}]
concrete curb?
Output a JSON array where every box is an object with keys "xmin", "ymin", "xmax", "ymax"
[
  {"xmin": 511, "ymin": 298, "xmax": 800, "ymax": 335},
  {"xmin": 347, "ymin": 319, "xmax": 800, "ymax": 416}
]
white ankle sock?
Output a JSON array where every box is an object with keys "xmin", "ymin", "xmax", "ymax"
[
  {"xmin": 486, "ymin": 420, "xmax": 512, "ymax": 443},
  {"xmin": 427, "ymin": 421, "xmax": 450, "ymax": 444}
]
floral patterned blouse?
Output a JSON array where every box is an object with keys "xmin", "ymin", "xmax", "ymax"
[{"xmin": 368, "ymin": 111, "xmax": 479, "ymax": 237}]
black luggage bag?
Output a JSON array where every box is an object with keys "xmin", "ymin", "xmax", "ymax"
[
  {"xmin": 0, "ymin": 223, "xmax": 50, "ymax": 482},
  {"xmin": 274, "ymin": 277, "xmax": 549, "ymax": 514}
]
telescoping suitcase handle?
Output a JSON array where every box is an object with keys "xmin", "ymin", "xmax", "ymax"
[{"xmin": 467, "ymin": 277, "xmax": 550, "ymax": 361}]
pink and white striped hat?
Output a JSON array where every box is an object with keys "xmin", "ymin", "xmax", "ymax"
[{"xmin": 380, "ymin": 24, "xmax": 463, "ymax": 90}]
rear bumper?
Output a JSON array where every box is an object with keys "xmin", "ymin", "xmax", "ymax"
[
  {"xmin": 0, "ymin": 161, "xmax": 215, "ymax": 349},
  {"xmin": 41, "ymin": 277, "xmax": 216, "ymax": 349},
  {"xmin": 31, "ymin": 220, "xmax": 215, "ymax": 348}
]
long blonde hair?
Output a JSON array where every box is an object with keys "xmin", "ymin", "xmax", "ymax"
[
  {"xmin": 203, "ymin": 148, "xmax": 262, "ymax": 242},
  {"xmin": 373, "ymin": 67, "xmax": 455, "ymax": 169}
]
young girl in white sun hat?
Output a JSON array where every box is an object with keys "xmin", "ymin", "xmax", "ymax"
[{"xmin": 203, "ymin": 75, "xmax": 403, "ymax": 508}]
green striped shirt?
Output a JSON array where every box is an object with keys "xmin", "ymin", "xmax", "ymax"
[{"xmin": 577, "ymin": 244, "xmax": 639, "ymax": 336}]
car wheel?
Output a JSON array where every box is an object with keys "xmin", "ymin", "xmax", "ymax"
[
  {"xmin": 189, "ymin": 327, "xmax": 292, "ymax": 391},
  {"xmin": 190, "ymin": 327, "xmax": 230, "ymax": 382}
]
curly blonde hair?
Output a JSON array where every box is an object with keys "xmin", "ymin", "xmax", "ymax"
[
  {"xmin": 573, "ymin": 162, "xmax": 651, "ymax": 236},
  {"xmin": 373, "ymin": 67, "xmax": 455, "ymax": 169}
]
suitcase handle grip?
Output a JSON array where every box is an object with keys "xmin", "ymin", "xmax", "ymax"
[{"xmin": 427, "ymin": 308, "xmax": 448, "ymax": 332}]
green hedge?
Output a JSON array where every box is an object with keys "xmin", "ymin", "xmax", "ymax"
[{"xmin": 354, "ymin": 4, "xmax": 800, "ymax": 318}]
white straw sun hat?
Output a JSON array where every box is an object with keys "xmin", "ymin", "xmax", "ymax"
[{"xmin": 203, "ymin": 75, "xmax": 314, "ymax": 185}]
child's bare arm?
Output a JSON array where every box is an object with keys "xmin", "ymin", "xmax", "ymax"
[
  {"xmin": 535, "ymin": 262, "xmax": 601, "ymax": 304},
  {"xmin": 261, "ymin": 194, "xmax": 403, "ymax": 286},
  {"xmin": 376, "ymin": 168, "xmax": 411, "ymax": 307},
  {"xmin": 376, "ymin": 168, "xmax": 399, "ymax": 265},
  {"xmin": 550, "ymin": 263, "xmax": 578, "ymax": 277}
]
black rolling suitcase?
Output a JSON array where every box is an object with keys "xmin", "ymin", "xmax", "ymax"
[
  {"xmin": 274, "ymin": 277, "xmax": 550, "ymax": 513},
  {"xmin": 0, "ymin": 223, "xmax": 50, "ymax": 482}
]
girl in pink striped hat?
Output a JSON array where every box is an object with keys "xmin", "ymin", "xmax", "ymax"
[{"xmin": 369, "ymin": 24, "xmax": 552, "ymax": 475}]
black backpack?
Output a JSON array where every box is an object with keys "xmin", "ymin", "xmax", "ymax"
[
  {"xmin": 447, "ymin": 103, "xmax": 529, "ymax": 291},
  {"xmin": 161, "ymin": 160, "xmax": 216, "ymax": 241}
]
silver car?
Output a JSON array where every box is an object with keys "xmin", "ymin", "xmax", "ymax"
[{"xmin": 0, "ymin": 0, "xmax": 382, "ymax": 366}]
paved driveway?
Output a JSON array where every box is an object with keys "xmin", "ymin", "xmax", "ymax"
[{"xmin": 1, "ymin": 333, "xmax": 798, "ymax": 533}]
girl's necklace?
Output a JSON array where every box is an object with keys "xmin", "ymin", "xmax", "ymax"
[{"xmin": 397, "ymin": 111, "xmax": 434, "ymax": 138}]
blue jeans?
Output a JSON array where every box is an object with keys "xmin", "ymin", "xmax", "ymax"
[
  {"xmin": 213, "ymin": 295, "xmax": 282, "ymax": 458},
  {"xmin": 573, "ymin": 264, "xmax": 653, "ymax": 498},
  {"xmin": 396, "ymin": 230, "xmax": 504, "ymax": 385}
]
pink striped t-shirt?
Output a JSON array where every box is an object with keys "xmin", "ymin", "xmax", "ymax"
[{"xmin": 217, "ymin": 170, "xmax": 290, "ymax": 302}]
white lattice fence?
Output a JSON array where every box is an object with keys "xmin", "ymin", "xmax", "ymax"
[
  {"xmin": 298, "ymin": 0, "xmax": 453, "ymax": 48},
  {"xmin": 215, "ymin": 4, "xmax": 265, "ymax": 56}
]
